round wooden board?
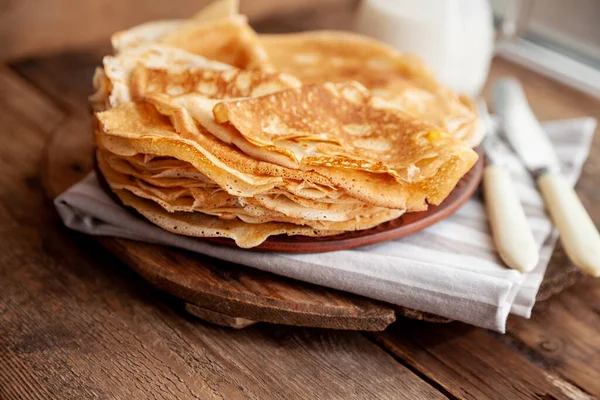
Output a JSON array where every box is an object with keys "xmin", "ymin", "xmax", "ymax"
[{"xmin": 42, "ymin": 115, "xmax": 583, "ymax": 330}]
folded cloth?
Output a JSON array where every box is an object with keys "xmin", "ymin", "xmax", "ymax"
[{"xmin": 55, "ymin": 118, "xmax": 596, "ymax": 331}]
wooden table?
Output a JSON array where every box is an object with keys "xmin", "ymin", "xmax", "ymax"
[{"xmin": 2, "ymin": 11, "xmax": 600, "ymax": 399}]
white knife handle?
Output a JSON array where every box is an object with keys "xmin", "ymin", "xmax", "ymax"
[
  {"xmin": 484, "ymin": 165, "xmax": 539, "ymax": 272},
  {"xmin": 538, "ymin": 172, "xmax": 600, "ymax": 277}
]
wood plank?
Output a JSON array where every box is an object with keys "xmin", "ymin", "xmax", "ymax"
[
  {"xmin": 0, "ymin": 236, "xmax": 440, "ymax": 399},
  {"xmin": 505, "ymin": 278, "xmax": 600, "ymax": 397},
  {"xmin": 252, "ymin": 0, "xmax": 356, "ymax": 33},
  {"xmin": 0, "ymin": 66, "xmax": 442, "ymax": 399},
  {"xmin": 0, "ymin": 67, "xmax": 64, "ymax": 226},
  {"xmin": 103, "ymin": 238, "xmax": 397, "ymax": 330},
  {"xmin": 184, "ymin": 304, "xmax": 258, "ymax": 328},
  {"xmin": 0, "ymin": 67, "xmax": 64, "ymax": 134},
  {"xmin": 11, "ymin": 48, "xmax": 107, "ymax": 112},
  {"xmin": 369, "ymin": 321, "xmax": 594, "ymax": 399}
]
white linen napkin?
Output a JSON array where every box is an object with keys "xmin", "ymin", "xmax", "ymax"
[{"xmin": 55, "ymin": 118, "xmax": 596, "ymax": 332}]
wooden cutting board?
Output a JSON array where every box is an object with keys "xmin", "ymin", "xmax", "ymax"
[{"xmin": 42, "ymin": 114, "xmax": 583, "ymax": 330}]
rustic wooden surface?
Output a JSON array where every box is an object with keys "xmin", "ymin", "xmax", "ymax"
[{"xmin": 1, "ymin": 10, "xmax": 600, "ymax": 400}]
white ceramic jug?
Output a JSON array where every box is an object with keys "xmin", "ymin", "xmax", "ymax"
[{"xmin": 355, "ymin": 0, "xmax": 514, "ymax": 96}]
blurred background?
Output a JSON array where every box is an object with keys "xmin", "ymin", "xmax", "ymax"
[
  {"xmin": 0, "ymin": 0, "xmax": 347, "ymax": 59},
  {"xmin": 1, "ymin": 0, "xmax": 599, "ymax": 97},
  {"xmin": 492, "ymin": 0, "xmax": 600, "ymax": 98}
]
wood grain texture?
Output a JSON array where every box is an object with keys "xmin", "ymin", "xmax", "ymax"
[
  {"xmin": 370, "ymin": 320, "xmax": 595, "ymax": 399},
  {"xmin": 102, "ymin": 238, "xmax": 398, "ymax": 330},
  {"xmin": 506, "ymin": 278, "xmax": 600, "ymax": 397},
  {"xmin": 0, "ymin": 60, "xmax": 442, "ymax": 400}
]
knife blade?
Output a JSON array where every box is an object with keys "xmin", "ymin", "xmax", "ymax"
[
  {"xmin": 493, "ymin": 78, "xmax": 600, "ymax": 277},
  {"xmin": 478, "ymin": 99, "xmax": 539, "ymax": 272}
]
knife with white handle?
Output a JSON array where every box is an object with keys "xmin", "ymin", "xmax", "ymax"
[
  {"xmin": 478, "ymin": 100, "xmax": 539, "ymax": 272},
  {"xmin": 494, "ymin": 78, "xmax": 600, "ymax": 277}
]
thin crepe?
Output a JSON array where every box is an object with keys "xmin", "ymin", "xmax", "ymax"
[
  {"xmin": 97, "ymin": 147, "xmax": 385, "ymax": 224},
  {"xmin": 114, "ymin": 189, "xmax": 344, "ymax": 248},
  {"xmin": 96, "ymin": 44, "xmax": 231, "ymax": 110},
  {"xmin": 260, "ymin": 31, "xmax": 482, "ymax": 146},
  {"xmin": 214, "ymin": 81, "xmax": 478, "ymax": 210},
  {"xmin": 159, "ymin": 15, "xmax": 271, "ymax": 70},
  {"xmin": 100, "ymin": 162, "xmax": 403, "ymax": 247}
]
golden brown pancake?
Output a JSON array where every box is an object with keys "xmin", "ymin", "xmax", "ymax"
[
  {"xmin": 130, "ymin": 65, "xmax": 301, "ymax": 101},
  {"xmin": 89, "ymin": 67, "xmax": 112, "ymax": 112},
  {"xmin": 128, "ymin": 64, "xmax": 304, "ymax": 168},
  {"xmin": 95, "ymin": 102, "xmax": 283, "ymax": 196},
  {"xmin": 90, "ymin": 2, "xmax": 480, "ymax": 247},
  {"xmin": 260, "ymin": 31, "xmax": 482, "ymax": 146},
  {"xmin": 113, "ymin": 186, "xmax": 402, "ymax": 248},
  {"xmin": 159, "ymin": 15, "xmax": 271, "ymax": 70},
  {"xmin": 97, "ymin": 147, "xmax": 380, "ymax": 224},
  {"xmin": 115, "ymin": 189, "xmax": 344, "ymax": 248},
  {"xmin": 98, "ymin": 146, "xmax": 403, "ymax": 237},
  {"xmin": 96, "ymin": 44, "xmax": 231, "ymax": 110},
  {"xmin": 95, "ymin": 101, "xmax": 379, "ymax": 205},
  {"xmin": 214, "ymin": 81, "xmax": 478, "ymax": 209}
]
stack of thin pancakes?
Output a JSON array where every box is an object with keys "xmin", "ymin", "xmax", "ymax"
[{"xmin": 91, "ymin": 0, "xmax": 480, "ymax": 248}]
